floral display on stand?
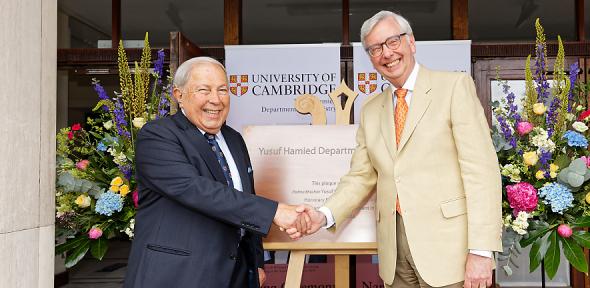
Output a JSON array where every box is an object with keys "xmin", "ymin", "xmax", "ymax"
[
  {"xmin": 494, "ymin": 19, "xmax": 590, "ymax": 278},
  {"xmin": 55, "ymin": 34, "xmax": 172, "ymax": 268}
]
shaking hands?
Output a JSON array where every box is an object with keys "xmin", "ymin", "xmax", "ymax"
[{"xmin": 273, "ymin": 203, "xmax": 327, "ymax": 240}]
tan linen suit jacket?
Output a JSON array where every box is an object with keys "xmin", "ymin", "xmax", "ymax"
[{"xmin": 325, "ymin": 66, "xmax": 503, "ymax": 286}]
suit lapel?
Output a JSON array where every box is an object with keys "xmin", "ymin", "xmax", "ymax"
[
  {"xmin": 379, "ymin": 86, "xmax": 398, "ymax": 161},
  {"xmin": 172, "ymin": 113, "xmax": 227, "ymax": 184},
  {"xmin": 397, "ymin": 67, "xmax": 432, "ymax": 152},
  {"xmin": 221, "ymin": 126, "xmax": 253, "ymax": 194}
]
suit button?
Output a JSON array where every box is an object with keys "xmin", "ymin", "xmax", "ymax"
[{"xmin": 230, "ymin": 254, "xmax": 237, "ymax": 260}]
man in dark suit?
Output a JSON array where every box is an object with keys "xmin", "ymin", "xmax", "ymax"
[{"xmin": 124, "ymin": 57, "xmax": 307, "ymax": 288}]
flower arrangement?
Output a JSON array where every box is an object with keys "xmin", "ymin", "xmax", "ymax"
[
  {"xmin": 493, "ymin": 19, "xmax": 590, "ymax": 278},
  {"xmin": 55, "ymin": 34, "xmax": 172, "ymax": 268}
]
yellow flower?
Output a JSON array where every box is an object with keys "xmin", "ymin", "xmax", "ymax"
[
  {"xmin": 523, "ymin": 151, "xmax": 539, "ymax": 166},
  {"xmin": 533, "ymin": 103, "xmax": 547, "ymax": 115},
  {"xmin": 110, "ymin": 185, "xmax": 120, "ymax": 192},
  {"xmin": 75, "ymin": 194, "xmax": 91, "ymax": 208},
  {"xmin": 550, "ymin": 164, "xmax": 559, "ymax": 178},
  {"xmin": 119, "ymin": 184, "xmax": 130, "ymax": 197},
  {"xmin": 535, "ymin": 170, "xmax": 545, "ymax": 179},
  {"xmin": 586, "ymin": 192, "xmax": 590, "ymax": 205},
  {"xmin": 110, "ymin": 177, "xmax": 123, "ymax": 186}
]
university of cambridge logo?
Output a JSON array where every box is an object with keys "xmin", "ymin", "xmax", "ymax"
[
  {"xmin": 357, "ymin": 72, "xmax": 377, "ymax": 94},
  {"xmin": 229, "ymin": 75, "xmax": 249, "ymax": 96}
]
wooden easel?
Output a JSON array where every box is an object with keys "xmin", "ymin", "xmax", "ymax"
[
  {"xmin": 264, "ymin": 242, "xmax": 377, "ymax": 288},
  {"xmin": 265, "ymin": 81, "xmax": 377, "ymax": 288}
]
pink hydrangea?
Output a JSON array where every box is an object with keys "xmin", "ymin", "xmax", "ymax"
[
  {"xmin": 517, "ymin": 121, "xmax": 534, "ymax": 136},
  {"xmin": 580, "ymin": 156, "xmax": 590, "ymax": 168},
  {"xmin": 506, "ymin": 182, "xmax": 538, "ymax": 215},
  {"xmin": 76, "ymin": 159, "xmax": 90, "ymax": 170},
  {"xmin": 88, "ymin": 227, "xmax": 103, "ymax": 239},
  {"xmin": 132, "ymin": 189, "xmax": 139, "ymax": 208}
]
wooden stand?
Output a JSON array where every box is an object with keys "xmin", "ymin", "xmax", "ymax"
[{"xmin": 264, "ymin": 242, "xmax": 377, "ymax": 288}]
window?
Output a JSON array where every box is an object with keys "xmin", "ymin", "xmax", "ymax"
[
  {"xmin": 59, "ymin": 0, "xmax": 111, "ymax": 48},
  {"xmin": 122, "ymin": 0, "xmax": 223, "ymax": 48},
  {"xmin": 470, "ymin": 0, "xmax": 576, "ymax": 41},
  {"xmin": 243, "ymin": 0, "xmax": 342, "ymax": 44},
  {"xmin": 349, "ymin": 0, "xmax": 452, "ymax": 42}
]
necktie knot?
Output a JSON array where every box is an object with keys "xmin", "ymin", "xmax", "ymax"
[
  {"xmin": 205, "ymin": 133, "xmax": 216, "ymax": 141},
  {"xmin": 395, "ymin": 88, "xmax": 408, "ymax": 99}
]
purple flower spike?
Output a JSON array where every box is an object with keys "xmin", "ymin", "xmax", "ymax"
[
  {"xmin": 93, "ymin": 82, "xmax": 110, "ymax": 111},
  {"xmin": 568, "ymin": 62, "xmax": 579, "ymax": 112}
]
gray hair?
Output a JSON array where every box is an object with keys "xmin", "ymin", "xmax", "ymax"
[
  {"xmin": 173, "ymin": 56, "xmax": 226, "ymax": 89},
  {"xmin": 360, "ymin": 11, "xmax": 413, "ymax": 49}
]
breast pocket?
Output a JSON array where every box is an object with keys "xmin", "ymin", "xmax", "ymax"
[{"xmin": 440, "ymin": 196, "xmax": 467, "ymax": 218}]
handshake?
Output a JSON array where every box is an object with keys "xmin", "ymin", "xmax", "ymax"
[{"xmin": 272, "ymin": 203, "xmax": 328, "ymax": 240}]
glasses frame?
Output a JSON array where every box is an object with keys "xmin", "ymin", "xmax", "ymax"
[{"xmin": 365, "ymin": 33, "xmax": 408, "ymax": 57}]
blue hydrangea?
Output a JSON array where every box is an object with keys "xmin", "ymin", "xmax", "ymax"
[
  {"xmin": 95, "ymin": 191, "xmax": 123, "ymax": 216},
  {"xmin": 538, "ymin": 182, "xmax": 574, "ymax": 214},
  {"xmin": 97, "ymin": 142, "xmax": 107, "ymax": 152},
  {"xmin": 562, "ymin": 130, "xmax": 588, "ymax": 148}
]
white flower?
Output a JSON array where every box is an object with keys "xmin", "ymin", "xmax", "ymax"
[
  {"xmin": 121, "ymin": 218, "xmax": 135, "ymax": 239},
  {"xmin": 573, "ymin": 121, "xmax": 588, "ymax": 133},
  {"xmin": 132, "ymin": 117, "xmax": 146, "ymax": 129},
  {"xmin": 530, "ymin": 127, "xmax": 556, "ymax": 152},
  {"xmin": 511, "ymin": 211, "xmax": 531, "ymax": 235},
  {"xmin": 103, "ymin": 120, "xmax": 113, "ymax": 130}
]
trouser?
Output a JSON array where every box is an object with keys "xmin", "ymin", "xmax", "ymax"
[{"xmin": 387, "ymin": 214, "xmax": 463, "ymax": 288}]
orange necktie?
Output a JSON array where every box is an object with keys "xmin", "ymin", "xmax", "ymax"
[{"xmin": 394, "ymin": 88, "xmax": 408, "ymax": 214}]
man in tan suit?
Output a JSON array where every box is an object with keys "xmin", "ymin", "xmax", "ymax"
[{"xmin": 293, "ymin": 11, "xmax": 502, "ymax": 288}]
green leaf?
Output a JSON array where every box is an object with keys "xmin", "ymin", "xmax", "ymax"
[
  {"xmin": 555, "ymin": 154, "xmax": 571, "ymax": 171},
  {"xmin": 529, "ymin": 233, "xmax": 550, "ymax": 272},
  {"xmin": 572, "ymin": 231, "xmax": 590, "ymax": 248},
  {"xmin": 572, "ymin": 216, "xmax": 590, "ymax": 228},
  {"xmin": 520, "ymin": 224, "xmax": 556, "ymax": 247},
  {"xmin": 561, "ymin": 236, "xmax": 588, "ymax": 273},
  {"xmin": 56, "ymin": 236, "xmax": 89, "ymax": 255},
  {"xmin": 544, "ymin": 230, "xmax": 561, "ymax": 279},
  {"xmin": 90, "ymin": 238, "xmax": 109, "ymax": 261},
  {"xmin": 567, "ymin": 173, "xmax": 585, "ymax": 187},
  {"xmin": 64, "ymin": 238, "xmax": 90, "ymax": 268}
]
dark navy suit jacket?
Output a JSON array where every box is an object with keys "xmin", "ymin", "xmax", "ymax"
[{"xmin": 124, "ymin": 113, "xmax": 277, "ymax": 288}]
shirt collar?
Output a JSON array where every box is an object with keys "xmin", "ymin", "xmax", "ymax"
[
  {"xmin": 390, "ymin": 62, "xmax": 420, "ymax": 92},
  {"xmin": 181, "ymin": 108, "xmax": 221, "ymax": 138}
]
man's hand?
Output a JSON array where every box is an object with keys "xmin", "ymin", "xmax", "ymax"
[
  {"xmin": 285, "ymin": 204, "xmax": 326, "ymax": 239},
  {"xmin": 463, "ymin": 253, "xmax": 493, "ymax": 288},
  {"xmin": 258, "ymin": 268, "xmax": 266, "ymax": 287},
  {"xmin": 273, "ymin": 203, "xmax": 310, "ymax": 239}
]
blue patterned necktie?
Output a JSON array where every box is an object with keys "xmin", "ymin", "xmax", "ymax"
[
  {"xmin": 205, "ymin": 133, "xmax": 245, "ymax": 240},
  {"xmin": 205, "ymin": 133, "xmax": 234, "ymax": 188}
]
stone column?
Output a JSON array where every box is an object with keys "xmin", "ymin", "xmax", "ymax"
[{"xmin": 0, "ymin": 0, "xmax": 57, "ymax": 287}]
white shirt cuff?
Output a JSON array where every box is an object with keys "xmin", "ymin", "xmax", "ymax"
[
  {"xmin": 469, "ymin": 249, "xmax": 492, "ymax": 258},
  {"xmin": 318, "ymin": 206, "xmax": 335, "ymax": 228}
]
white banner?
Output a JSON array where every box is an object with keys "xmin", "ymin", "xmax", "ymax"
[
  {"xmin": 352, "ymin": 40, "xmax": 471, "ymax": 122},
  {"xmin": 225, "ymin": 44, "xmax": 341, "ymax": 131}
]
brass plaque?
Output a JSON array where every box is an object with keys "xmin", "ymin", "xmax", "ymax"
[{"xmin": 244, "ymin": 125, "xmax": 376, "ymax": 243}]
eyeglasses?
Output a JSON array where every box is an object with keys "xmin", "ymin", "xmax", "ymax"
[
  {"xmin": 185, "ymin": 87, "xmax": 229, "ymax": 97},
  {"xmin": 365, "ymin": 33, "xmax": 407, "ymax": 57}
]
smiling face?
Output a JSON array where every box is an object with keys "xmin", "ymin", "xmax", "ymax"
[
  {"xmin": 364, "ymin": 16, "xmax": 416, "ymax": 88},
  {"xmin": 173, "ymin": 62, "xmax": 230, "ymax": 134}
]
